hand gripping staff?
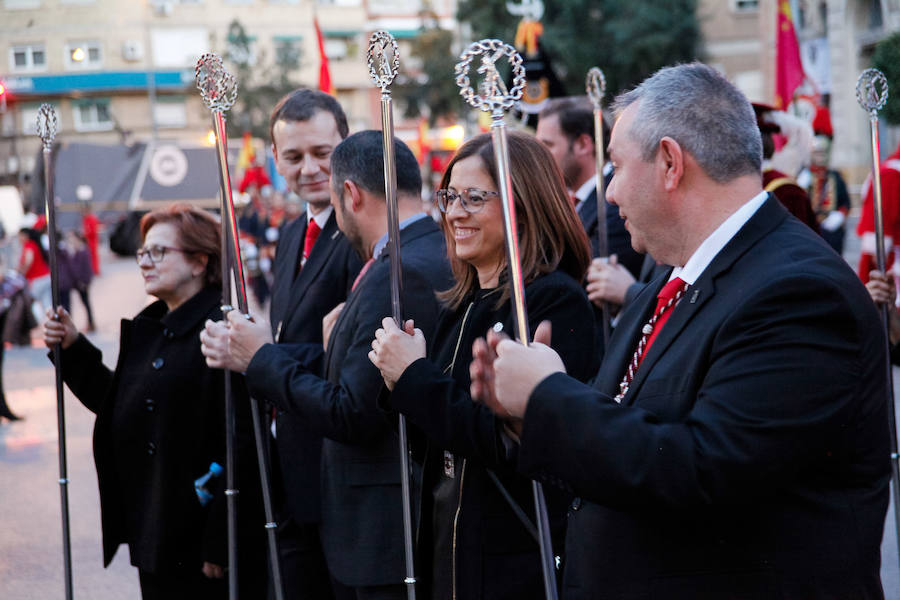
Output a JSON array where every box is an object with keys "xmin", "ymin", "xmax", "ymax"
[
  {"xmin": 366, "ymin": 31, "xmax": 418, "ymax": 599},
  {"xmin": 856, "ymin": 67, "xmax": 900, "ymax": 573},
  {"xmin": 195, "ymin": 53, "xmax": 284, "ymax": 600},
  {"xmin": 455, "ymin": 39, "xmax": 559, "ymax": 600},
  {"xmin": 585, "ymin": 67, "xmax": 612, "ymax": 348},
  {"xmin": 38, "ymin": 104, "xmax": 75, "ymax": 600}
]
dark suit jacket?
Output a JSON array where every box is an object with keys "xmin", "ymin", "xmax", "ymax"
[
  {"xmin": 267, "ymin": 211, "xmax": 362, "ymax": 525},
  {"xmin": 246, "ymin": 217, "xmax": 453, "ymax": 587},
  {"xmin": 518, "ymin": 197, "xmax": 891, "ymax": 599}
]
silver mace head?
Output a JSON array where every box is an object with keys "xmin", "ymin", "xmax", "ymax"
[
  {"xmin": 455, "ymin": 39, "xmax": 526, "ymax": 121},
  {"xmin": 367, "ymin": 30, "xmax": 400, "ymax": 93},
  {"xmin": 856, "ymin": 68, "xmax": 889, "ymax": 117},
  {"xmin": 586, "ymin": 67, "xmax": 606, "ymax": 110},
  {"xmin": 195, "ymin": 52, "xmax": 238, "ymax": 114},
  {"xmin": 36, "ymin": 104, "xmax": 58, "ymax": 149}
]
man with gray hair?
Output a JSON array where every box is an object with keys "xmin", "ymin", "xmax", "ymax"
[{"xmin": 472, "ymin": 62, "xmax": 890, "ymax": 598}]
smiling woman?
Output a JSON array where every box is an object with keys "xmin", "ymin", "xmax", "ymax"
[
  {"xmin": 370, "ymin": 131, "xmax": 597, "ymax": 599},
  {"xmin": 42, "ymin": 204, "xmax": 267, "ymax": 599}
]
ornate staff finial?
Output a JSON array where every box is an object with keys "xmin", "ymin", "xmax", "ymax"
[
  {"xmin": 36, "ymin": 104, "xmax": 58, "ymax": 150},
  {"xmin": 856, "ymin": 68, "xmax": 889, "ymax": 117},
  {"xmin": 195, "ymin": 53, "xmax": 238, "ymax": 114},
  {"xmin": 586, "ymin": 67, "xmax": 606, "ymax": 110},
  {"xmin": 367, "ymin": 31, "xmax": 400, "ymax": 92},
  {"xmin": 455, "ymin": 39, "xmax": 526, "ymax": 120}
]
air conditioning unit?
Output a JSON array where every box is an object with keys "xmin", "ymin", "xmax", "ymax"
[{"xmin": 122, "ymin": 40, "xmax": 144, "ymax": 62}]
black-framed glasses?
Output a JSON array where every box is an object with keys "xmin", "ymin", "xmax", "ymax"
[
  {"xmin": 136, "ymin": 245, "xmax": 187, "ymax": 264},
  {"xmin": 435, "ymin": 188, "xmax": 500, "ymax": 214}
]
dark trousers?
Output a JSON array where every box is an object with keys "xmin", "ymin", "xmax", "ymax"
[
  {"xmin": 138, "ymin": 567, "xmax": 225, "ymax": 600},
  {"xmin": 331, "ymin": 580, "xmax": 406, "ymax": 600},
  {"xmin": 272, "ymin": 519, "xmax": 335, "ymax": 600},
  {"xmin": 60, "ymin": 285, "xmax": 95, "ymax": 329}
]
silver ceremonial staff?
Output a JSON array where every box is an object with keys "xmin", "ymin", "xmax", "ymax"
[
  {"xmin": 586, "ymin": 67, "xmax": 611, "ymax": 348},
  {"xmin": 455, "ymin": 39, "xmax": 559, "ymax": 600},
  {"xmin": 38, "ymin": 104, "xmax": 74, "ymax": 600},
  {"xmin": 856, "ymin": 67, "xmax": 900, "ymax": 570},
  {"xmin": 195, "ymin": 53, "xmax": 284, "ymax": 600},
  {"xmin": 366, "ymin": 31, "xmax": 418, "ymax": 599}
]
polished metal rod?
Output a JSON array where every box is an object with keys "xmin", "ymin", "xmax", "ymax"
[
  {"xmin": 367, "ymin": 31, "xmax": 417, "ymax": 599},
  {"xmin": 586, "ymin": 67, "xmax": 611, "ymax": 348},
  {"xmin": 196, "ymin": 53, "xmax": 284, "ymax": 600},
  {"xmin": 456, "ymin": 39, "xmax": 558, "ymax": 600},
  {"xmin": 856, "ymin": 67, "xmax": 900, "ymax": 573},
  {"xmin": 38, "ymin": 104, "xmax": 74, "ymax": 600}
]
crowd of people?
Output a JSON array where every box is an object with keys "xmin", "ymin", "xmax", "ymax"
[{"xmin": 18, "ymin": 60, "xmax": 900, "ymax": 600}]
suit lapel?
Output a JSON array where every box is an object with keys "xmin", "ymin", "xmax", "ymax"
[
  {"xmin": 280, "ymin": 212, "xmax": 342, "ymax": 339},
  {"xmin": 620, "ymin": 196, "xmax": 789, "ymax": 405}
]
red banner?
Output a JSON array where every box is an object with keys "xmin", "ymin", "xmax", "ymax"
[
  {"xmin": 775, "ymin": 0, "xmax": 805, "ymax": 109},
  {"xmin": 315, "ymin": 18, "xmax": 335, "ymax": 96}
]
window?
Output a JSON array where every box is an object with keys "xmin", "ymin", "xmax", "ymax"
[
  {"xmin": 72, "ymin": 100, "xmax": 113, "ymax": 132},
  {"xmin": 153, "ymin": 98, "xmax": 187, "ymax": 129},
  {"xmin": 65, "ymin": 41, "xmax": 103, "ymax": 70},
  {"xmin": 4, "ymin": 0, "xmax": 41, "ymax": 8},
  {"xmin": 10, "ymin": 44, "xmax": 46, "ymax": 72},
  {"xmin": 732, "ymin": 0, "xmax": 758, "ymax": 12},
  {"xmin": 274, "ymin": 36, "xmax": 302, "ymax": 70}
]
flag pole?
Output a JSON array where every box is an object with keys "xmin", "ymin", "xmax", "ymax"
[{"xmin": 585, "ymin": 67, "xmax": 611, "ymax": 348}]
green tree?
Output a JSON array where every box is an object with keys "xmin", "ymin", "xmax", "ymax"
[
  {"xmin": 223, "ymin": 19, "xmax": 303, "ymax": 139},
  {"xmin": 456, "ymin": 0, "xmax": 702, "ymax": 101},
  {"xmin": 395, "ymin": 15, "xmax": 462, "ymax": 124},
  {"xmin": 873, "ymin": 32, "xmax": 900, "ymax": 126}
]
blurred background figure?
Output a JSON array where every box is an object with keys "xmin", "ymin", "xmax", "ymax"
[
  {"xmin": 82, "ymin": 201, "xmax": 101, "ymax": 276},
  {"xmin": 856, "ymin": 138, "xmax": 900, "ymax": 283},
  {"xmin": 0, "ymin": 269, "xmax": 29, "ymax": 422},
  {"xmin": 57, "ymin": 230, "xmax": 96, "ymax": 332},
  {"xmin": 17, "ymin": 226, "xmax": 50, "ymax": 317}
]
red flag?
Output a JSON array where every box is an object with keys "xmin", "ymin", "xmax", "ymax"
[
  {"xmin": 314, "ymin": 18, "xmax": 335, "ymax": 96},
  {"xmin": 775, "ymin": 0, "xmax": 805, "ymax": 110}
]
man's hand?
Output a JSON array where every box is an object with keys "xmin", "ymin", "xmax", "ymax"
[
  {"xmin": 200, "ymin": 319, "xmax": 231, "ymax": 369},
  {"xmin": 493, "ymin": 321, "xmax": 564, "ymax": 422},
  {"xmin": 202, "ymin": 561, "xmax": 225, "ymax": 579},
  {"xmin": 586, "ymin": 254, "xmax": 635, "ymax": 307},
  {"xmin": 322, "ymin": 302, "xmax": 344, "ymax": 351},
  {"xmin": 43, "ymin": 307, "xmax": 79, "ymax": 350},
  {"xmin": 225, "ymin": 310, "xmax": 273, "ymax": 373},
  {"xmin": 867, "ymin": 269, "xmax": 900, "ymax": 344},
  {"xmin": 369, "ymin": 317, "xmax": 425, "ymax": 391}
]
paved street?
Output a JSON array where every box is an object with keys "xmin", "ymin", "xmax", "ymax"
[{"xmin": 1, "ymin": 240, "xmax": 900, "ymax": 598}]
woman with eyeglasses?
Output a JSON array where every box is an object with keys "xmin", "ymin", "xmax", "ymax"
[
  {"xmin": 42, "ymin": 204, "xmax": 265, "ymax": 600},
  {"xmin": 369, "ymin": 131, "xmax": 597, "ymax": 599}
]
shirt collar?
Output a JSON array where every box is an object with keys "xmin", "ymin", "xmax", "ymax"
[
  {"xmin": 670, "ymin": 190, "xmax": 768, "ymax": 285},
  {"xmin": 372, "ymin": 212, "xmax": 430, "ymax": 259},
  {"xmin": 307, "ymin": 205, "xmax": 333, "ymax": 229},
  {"xmin": 574, "ymin": 174, "xmax": 598, "ymax": 203}
]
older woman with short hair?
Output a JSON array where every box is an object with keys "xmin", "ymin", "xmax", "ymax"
[
  {"xmin": 370, "ymin": 131, "xmax": 596, "ymax": 599},
  {"xmin": 43, "ymin": 204, "xmax": 264, "ymax": 599}
]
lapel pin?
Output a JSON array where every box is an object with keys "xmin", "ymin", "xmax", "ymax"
[{"xmin": 690, "ymin": 289, "xmax": 700, "ymax": 304}]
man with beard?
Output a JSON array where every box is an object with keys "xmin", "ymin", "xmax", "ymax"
[{"xmin": 203, "ymin": 131, "xmax": 452, "ymax": 599}]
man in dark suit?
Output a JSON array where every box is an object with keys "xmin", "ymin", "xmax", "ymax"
[
  {"xmin": 475, "ymin": 63, "xmax": 891, "ymax": 599},
  {"xmin": 204, "ymin": 131, "xmax": 452, "ymax": 599},
  {"xmin": 224, "ymin": 89, "xmax": 361, "ymax": 599},
  {"xmin": 536, "ymin": 97, "xmax": 643, "ymax": 278}
]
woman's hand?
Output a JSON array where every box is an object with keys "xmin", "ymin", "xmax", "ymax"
[
  {"xmin": 369, "ymin": 317, "xmax": 426, "ymax": 391},
  {"xmin": 202, "ymin": 561, "xmax": 225, "ymax": 579},
  {"xmin": 867, "ymin": 269, "xmax": 900, "ymax": 344},
  {"xmin": 43, "ymin": 307, "xmax": 79, "ymax": 350}
]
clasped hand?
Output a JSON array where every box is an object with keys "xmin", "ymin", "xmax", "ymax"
[
  {"xmin": 368, "ymin": 317, "xmax": 426, "ymax": 390},
  {"xmin": 199, "ymin": 310, "xmax": 273, "ymax": 373}
]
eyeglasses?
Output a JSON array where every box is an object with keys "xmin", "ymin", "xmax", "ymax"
[
  {"xmin": 136, "ymin": 245, "xmax": 187, "ymax": 264},
  {"xmin": 435, "ymin": 188, "xmax": 499, "ymax": 214}
]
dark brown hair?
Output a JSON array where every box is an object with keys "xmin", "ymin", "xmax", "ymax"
[
  {"xmin": 437, "ymin": 131, "xmax": 591, "ymax": 309},
  {"xmin": 269, "ymin": 89, "xmax": 349, "ymax": 148},
  {"xmin": 139, "ymin": 204, "xmax": 222, "ymax": 287}
]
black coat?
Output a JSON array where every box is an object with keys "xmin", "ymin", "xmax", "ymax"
[
  {"xmin": 518, "ymin": 198, "xmax": 891, "ymax": 599},
  {"xmin": 577, "ymin": 181, "xmax": 643, "ymax": 278},
  {"xmin": 246, "ymin": 216, "xmax": 453, "ymax": 587},
  {"xmin": 57, "ymin": 287, "xmax": 262, "ymax": 577},
  {"xmin": 388, "ymin": 270, "xmax": 597, "ymax": 600},
  {"xmin": 268, "ymin": 211, "xmax": 362, "ymax": 524}
]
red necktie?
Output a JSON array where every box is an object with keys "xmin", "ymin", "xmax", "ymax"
[
  {"xmin": 614, "ymin": 277, "xmax": 688, "ymax": 403},
  {"xmin": 351, "ymin": 258, "xmax": 376, "ymax": 292},
  {"xmin": 303, "ymin": 219, "xmax": 322, "ymax": 261}
]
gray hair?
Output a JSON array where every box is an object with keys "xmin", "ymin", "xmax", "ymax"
[{"xmin": 611, "ymin": 62, "xmax": 762, "ymax": 183}]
